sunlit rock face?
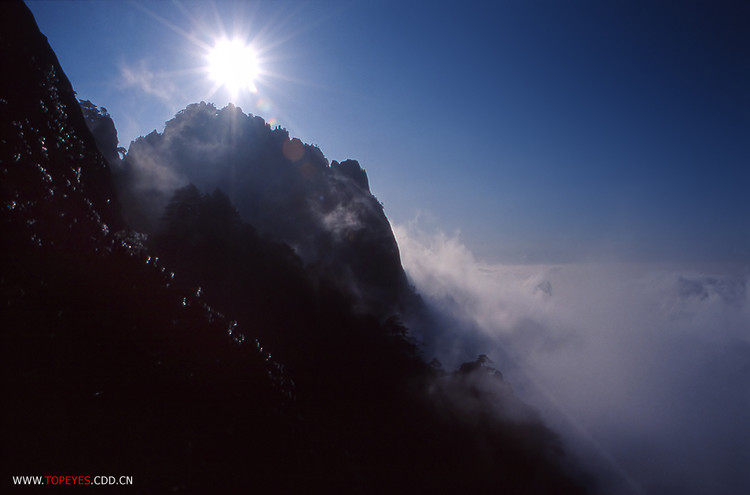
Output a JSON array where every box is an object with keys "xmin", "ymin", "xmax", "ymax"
[{"xmin": 120, "ymin": 102, "xmax": 413, "ymax": 315}]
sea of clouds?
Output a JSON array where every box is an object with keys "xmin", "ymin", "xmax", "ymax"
[{"xmin": 394, "ymin": 222, "xmax": 750, "ymax": 495}]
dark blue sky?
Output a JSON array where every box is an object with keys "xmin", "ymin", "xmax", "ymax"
[{"xmin": 27, "ymin": 0, "xmax": 749, "ymax": 264}]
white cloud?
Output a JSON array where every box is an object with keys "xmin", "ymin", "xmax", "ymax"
[
  {"xmin": 394, "ymin": 221, "xmax": 750, "ymax": 495},
  {"xmin": 119, "ymin": 61, "xmax": 177, "ymax": 103},
  {"xmin": 319, "ymin": 203, "xmax": 362, "ymax": 239}
]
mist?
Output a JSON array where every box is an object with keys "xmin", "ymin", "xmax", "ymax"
[{"xmin": 394, "ymin": 222, "xmax": 750, "ymax": 495}]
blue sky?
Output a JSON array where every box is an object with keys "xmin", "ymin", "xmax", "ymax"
[{"xmin": 27, "ymin": 0, "xmax": 749, "ymax": 264}]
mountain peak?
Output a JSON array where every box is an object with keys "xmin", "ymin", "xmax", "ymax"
[{"xmin": 117, "ymin": 102, "xmax": 412, "ymax": 316}]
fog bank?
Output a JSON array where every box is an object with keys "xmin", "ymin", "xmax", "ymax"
[{"xmin": 394, "ymin": 223, "xmax": 750, "ymax": 495}]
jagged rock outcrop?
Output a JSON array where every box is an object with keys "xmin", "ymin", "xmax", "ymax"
[
  {"xmin": 79, "ymin": 99, "xmax": 124, "ymax": 168},
  {"xmin": 119, "ymin": 102, "xmax": 413, "ymax": 316}
]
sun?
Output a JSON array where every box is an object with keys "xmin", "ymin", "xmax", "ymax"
[{"xmin": 206, "ymin": 38, "xmax": 259, "ymax": 97}]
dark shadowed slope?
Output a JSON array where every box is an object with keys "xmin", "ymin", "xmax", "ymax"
[
  {"xmin": 0, "ymin": 2, "xmax": 297, "ymax": 490},
  {"xmin": 1, "ymin": 2, "xmax": 590, "ymax": 492}
]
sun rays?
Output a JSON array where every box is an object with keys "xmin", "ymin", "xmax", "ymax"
[
  {"xmin": 206, "ymin": 38, "xmax": 260, "ymax": 97},
  {"xmin": 128, "ymin": 1, "xmax": 303, "ymax": 125}
]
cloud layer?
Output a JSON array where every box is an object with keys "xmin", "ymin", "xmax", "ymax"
[{"xmin": 394, "ymin": 222, "xmax": 750, "ymax": 495}]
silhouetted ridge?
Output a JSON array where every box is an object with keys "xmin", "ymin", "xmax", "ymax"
[
  {"xmin": 0, "ymin": 1, "xmax": 122, "ymax": 241},
  {"xmin": 149, "ymin": 185, "xmax": 590, "ymax": 494}
]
